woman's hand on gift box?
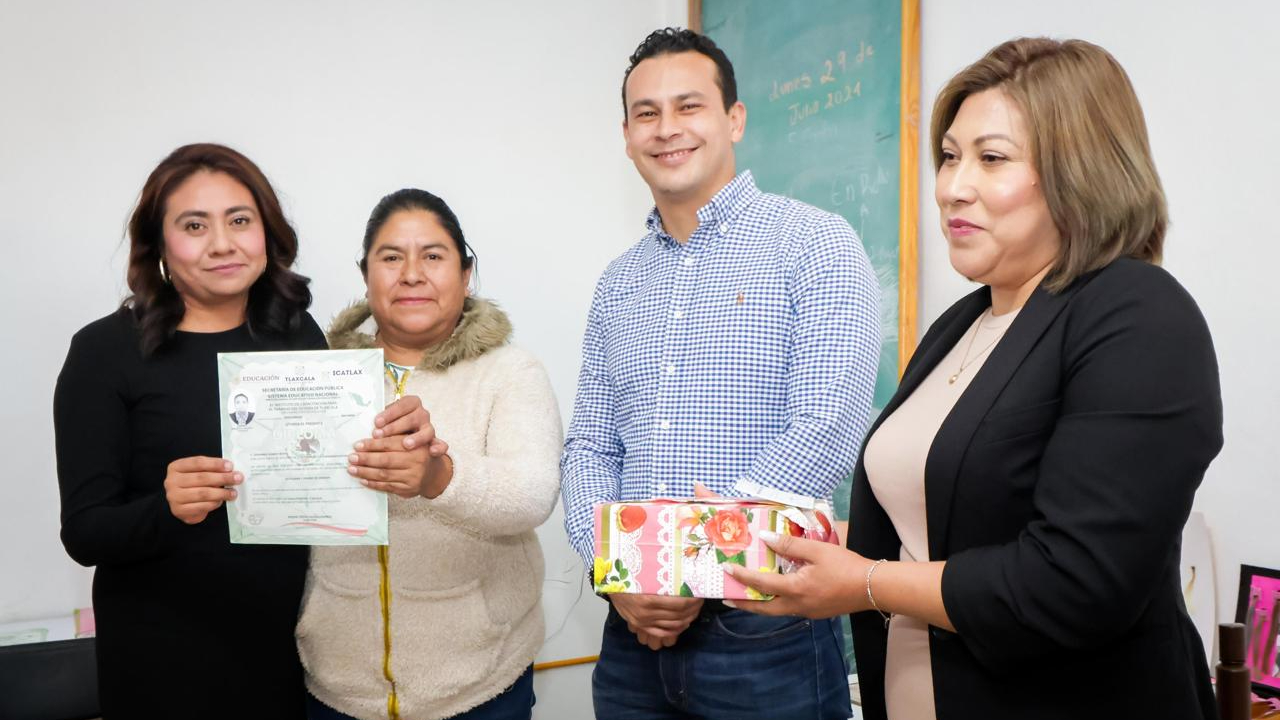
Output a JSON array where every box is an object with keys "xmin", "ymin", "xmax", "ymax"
[
  {"xmin": 611, "ymin": 594, "xmax": 705, "ymax": 650},
  {"xmin": 723, "ymin": 531, "xmax": 955, "ymax": 631},
  {"xmin": 721, "ymin": 530, "xmax": 867, "ymax": 618}
]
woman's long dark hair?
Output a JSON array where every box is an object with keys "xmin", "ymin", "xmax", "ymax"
[{"xmin": 124, "ymin": 143, "xmax": 312, "ymax": 355}]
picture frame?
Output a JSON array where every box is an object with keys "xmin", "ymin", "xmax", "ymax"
[{"xmin": 1235, "ymin": 564, "xmax": 1280, "ymax": 697}]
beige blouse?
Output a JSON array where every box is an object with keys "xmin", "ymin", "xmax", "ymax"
[{"xmin": 862, "ymin": 306, "xmax": 1018, "ymax": 720}]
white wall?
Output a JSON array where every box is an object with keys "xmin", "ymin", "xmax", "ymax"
[
  {"xmin": 917, "ymin": 0, "xmax": 1280, "ymax": 630},
  {"xmin": 0, "ymin": 2, "xmax": 690, "ymax": 717}
]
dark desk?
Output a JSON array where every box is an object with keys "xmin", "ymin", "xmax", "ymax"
[{"xmin": 0, "ymin": 637, "xmax": 99, "ymax": 720}]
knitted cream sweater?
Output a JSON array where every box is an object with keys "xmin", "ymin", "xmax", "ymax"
[{"xmin": 297, "ymin": 298, "xmax": 562, "ymax": 720}]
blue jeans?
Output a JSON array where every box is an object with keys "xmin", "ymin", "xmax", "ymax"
[
  {"xmin": 306, "ymin": 665, "xmax": 534, "ymax": 720},
  {"xmin": 593, "ymin": 603, "xmax": 850, "ymax": 720}
]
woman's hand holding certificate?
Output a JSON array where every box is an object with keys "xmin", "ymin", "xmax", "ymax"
[
  {"xmin": 163, "ymin": 456, "xmax": 242, "ymax": 525},
  {"xmin": 368, "ymin": 395, "xmax": 446, "ymax": 450},
  {"xmin": 348, "ymin": 395, "xmax": 454, "ymax": 499}
]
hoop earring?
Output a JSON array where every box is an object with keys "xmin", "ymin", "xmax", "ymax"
[{"xmin": 158, "ymin": 258, "xmax": 170, "ymax": 284}]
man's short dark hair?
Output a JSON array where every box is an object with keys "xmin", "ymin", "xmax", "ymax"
[
  {"xmin": 622, "ymin": 28, "xmax": 738, "ymax": 118},
  {"xmin": 234, "ymin": 393, "xmax": 249, "ymax": 403}
]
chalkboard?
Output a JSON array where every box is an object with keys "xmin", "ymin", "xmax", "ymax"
[{"xmin": 696, "ymin": 0, "xmax": 920, "ymax": 522}]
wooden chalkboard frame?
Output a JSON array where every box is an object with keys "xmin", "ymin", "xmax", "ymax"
[{"xmin": 690, "ymin": 0, "xmax": 920, "ymax": 372}]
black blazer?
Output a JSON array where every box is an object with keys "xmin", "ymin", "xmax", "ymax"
[{"xmin": 848, "ymin": 258, "xmax": 1223, "ymax": 720}]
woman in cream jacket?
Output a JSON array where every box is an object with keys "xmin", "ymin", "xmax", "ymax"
[{"xmin": 298, "ymin": 188, "xmax": 561, "ymax": 720}]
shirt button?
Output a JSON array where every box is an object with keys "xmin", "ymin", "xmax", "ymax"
[
  {"xmin": 657, "ymin": 482, "xmax": 668, "ymax": 493},
  {"xmin": 666, "ymin": 365, "xmax": 676, "ymax": 375},
  {"xmin": 683, "ymin": 257, "xmax": 694, "ymax": 266},
  {"xmin": 719, "ymin": 222, "xmax": 729, "ymax": 234},
  {"xmin": 659, "ymin": 420, "xmax": 671, "ymax": 430},
  {"xmin": 673, "ymin": 310, "xmax": 685, "ymax": 320}
]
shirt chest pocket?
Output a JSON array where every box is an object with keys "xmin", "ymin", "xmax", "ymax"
[
  {"xmin": 601, "ymin": 268, "xmax": 793, "ymax": 395},
  {"xmin": 698, "ymin": 282, "xmax": 791, "ymax": 375}
]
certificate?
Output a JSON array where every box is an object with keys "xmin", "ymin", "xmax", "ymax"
[{"xmin": 217, "ymin": 349, "xmax": 388, "ymax": 545}]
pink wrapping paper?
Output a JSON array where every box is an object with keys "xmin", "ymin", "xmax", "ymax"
[{"xmin": 592, "ymin": 498, "xmax": 836, "ymax": 599}]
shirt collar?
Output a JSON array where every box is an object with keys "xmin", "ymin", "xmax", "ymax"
[{"xmin": 644, "ymin": 170, "xmax": 761, "ymax": 240}]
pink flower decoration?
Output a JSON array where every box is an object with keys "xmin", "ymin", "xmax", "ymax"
[{"xmin": 705, "ymin": 509, "xmax": 752, "ymax": 555}]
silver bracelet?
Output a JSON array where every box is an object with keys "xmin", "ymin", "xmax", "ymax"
[{"xmin": 865, "ymin": 558, "xmax": 892, "ymax": 627}]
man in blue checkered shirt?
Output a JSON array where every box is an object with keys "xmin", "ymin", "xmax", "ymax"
[{"xmin": 561, "ymin": 28, "xmax": 880, "ymax": 719}]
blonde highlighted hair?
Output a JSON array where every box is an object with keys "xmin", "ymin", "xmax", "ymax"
[{"xmin": 931, "ymin": 38, "xmax": 1166, "ymax": 292}]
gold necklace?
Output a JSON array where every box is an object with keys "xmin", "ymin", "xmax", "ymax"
[{"xmin": 948, "ymin": 310, "xmax": 1004, "ymax": 384}]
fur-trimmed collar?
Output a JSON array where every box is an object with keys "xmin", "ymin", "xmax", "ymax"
[{"xmin": 326, "ymin": 297, "xmax": 512, "ymax": 372}]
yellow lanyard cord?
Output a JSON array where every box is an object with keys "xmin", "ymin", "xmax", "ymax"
[
  {"xmin": 384, "ymin": 364, "xmax": 412, "ymax": 401},
  {"xmin": 378, "ymin": 362, "xmax": 410, "ymax": 720},
  {"xmin": 378, "ymin": 545, "xmax": 400, "ymax": 720}
]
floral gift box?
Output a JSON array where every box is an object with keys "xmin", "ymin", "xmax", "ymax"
[{"xmin": 592, "ymin": 498, "xmax": 836, "ymax": 600}]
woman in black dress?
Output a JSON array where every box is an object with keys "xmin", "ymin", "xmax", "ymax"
[{"xmin": 53, "ymin": 144, "xmax": 433, "ymax": 719}]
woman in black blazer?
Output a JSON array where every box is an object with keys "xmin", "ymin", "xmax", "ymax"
[{"xmin": 723, "ymin": 38, "xmax": 1223, "ymax": 719}]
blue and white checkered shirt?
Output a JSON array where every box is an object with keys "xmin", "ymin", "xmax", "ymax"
[{"xmin": 560, "ymin": 171, "xmax": 881, "ymax": 564}]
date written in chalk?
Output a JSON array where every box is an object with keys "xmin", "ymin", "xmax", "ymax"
[{"xmin": 788, "ymin": 83, "xmax": 862, "ymax": 126}]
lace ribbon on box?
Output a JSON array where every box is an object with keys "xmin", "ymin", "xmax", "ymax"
[
  {"xmin": 656, "ymin": 506, "xmax": 675, "ymax": 595},
  {"xmin": 618, "ymin": 518, "xmax": 643, "ymax": 593}
]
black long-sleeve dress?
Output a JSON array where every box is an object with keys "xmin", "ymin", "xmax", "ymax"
[{"xmin": 54, "ymin": 308, "xmax": 327, "ymax": 719}]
